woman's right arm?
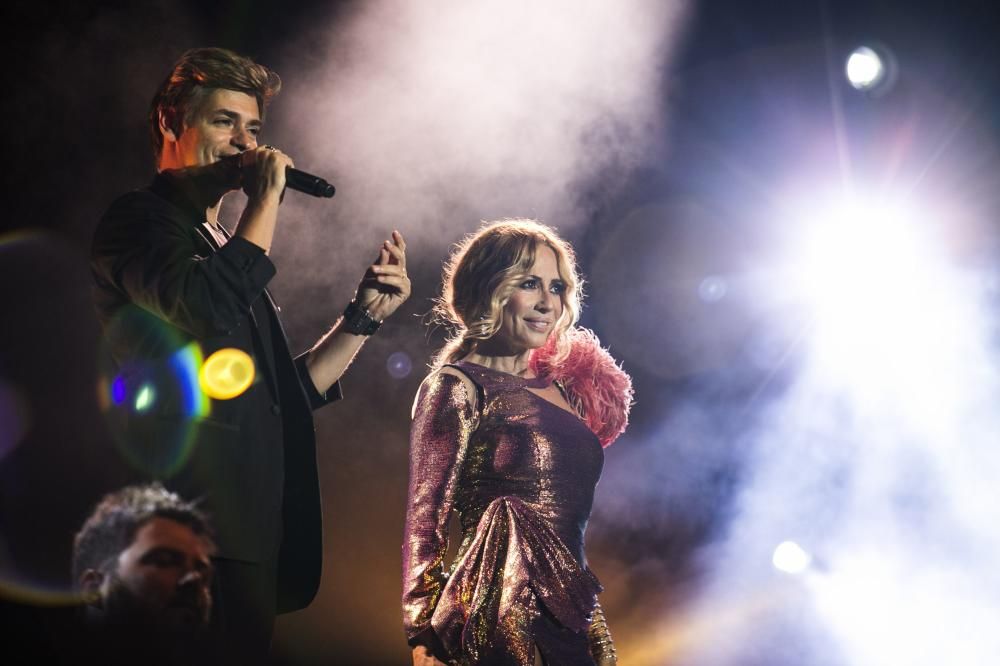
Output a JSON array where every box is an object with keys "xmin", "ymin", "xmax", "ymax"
[{"xmin": 402, "ymin": 369, "xmax": 477, "ymax": 661}]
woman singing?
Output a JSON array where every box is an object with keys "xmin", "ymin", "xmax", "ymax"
[{"xmin": 402, "ymin": 219, "xmax": 632, "ymax": 665}]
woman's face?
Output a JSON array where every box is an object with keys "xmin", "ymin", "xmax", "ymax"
[{"xmin": 496, "ymin": 244, "xmax": 565, "ymax": 353}]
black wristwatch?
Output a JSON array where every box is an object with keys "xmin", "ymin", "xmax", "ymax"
[{"xmin": 341, "ymin": 300, "xmax": 382, "ymax": 336}]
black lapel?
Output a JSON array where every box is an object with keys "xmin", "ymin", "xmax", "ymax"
[{"xmin": 200, "ymin": 223, "xmax": 283, "ymax": 402}]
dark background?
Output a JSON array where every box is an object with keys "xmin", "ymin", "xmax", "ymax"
[{"xmin": 2, "ymin": 1, "xmax": 999, "ymax": 664}]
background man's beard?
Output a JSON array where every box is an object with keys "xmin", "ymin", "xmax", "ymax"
[{"xmin": 98, "ymin": 572, "xmax": 211, "ymax": 638}]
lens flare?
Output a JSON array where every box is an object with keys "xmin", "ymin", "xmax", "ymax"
[
  {"xmin": 199, "ymin": 348, "xmax": 255, "ymax": 400},
  {"xmin": 110, "ymin": 376, "xmax": 127, "ymax": 405},
  {"xmin": 0, "ymin": 379, "xmax": 30, "ymax": 463},
  {"xmin": 97, "ymin": 307, "xmax": 211, "ymax": 477},
  {"xmin": 171, "ymin": 342, "xmax": 210, "ymax": 417},
  {"xmin": 134, "ymin": 383, "xmax": 156, "ymax": 412},
  {"xmin": 0, "ymin": 567, "xmax": 82, "ymax": 608},
  {"xmin": 387, "ymin": 351, "xmax": 413, "ymax": 379},
  {"xmin": 1, "ymin": 496, "xmax": 78, "ymax": 609},
  {"xmin": 698, "ymin": 275, "xmax": 728, "ymax": 303}
]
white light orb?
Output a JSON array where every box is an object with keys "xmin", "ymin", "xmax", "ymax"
[
  {"xmin": 773, "ymin": 540, "xmax": 812, "ymax": 574},
  {"xmin": 846, "ymin": 46, "xmax": 884, "ymax": 90}
]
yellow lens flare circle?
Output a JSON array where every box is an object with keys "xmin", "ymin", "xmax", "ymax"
[{"xmin": 199, "ymin": 348, "xmax": 255, "ymax": 400}]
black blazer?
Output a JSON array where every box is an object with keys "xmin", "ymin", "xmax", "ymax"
[{"xmin": 91, "ymin": 172, "xmax": 340, "ymax": 612}]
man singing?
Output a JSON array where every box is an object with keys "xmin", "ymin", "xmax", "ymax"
[{"xmin": 91, "ymin": 47, "xmax": 410, "ymax": 661}]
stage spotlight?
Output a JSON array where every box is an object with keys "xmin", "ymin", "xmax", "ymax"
[
  {"xmin": 845, "ymin": 44, "xmax": 898, "ymax": 95},
  {"xmin": 773, "ymin": 540, "xmax": 812, "ymax": 574},
  {"xmin": 780, "ymin": 189, "xmax": 982, "ymax": 435},
  {"xmin": 846, "ymin": 46, "xmax": 884, "ymax": 91},
  {"xmin": 789, "ymin": 196, "xmax": 937, "ymax": 377}
]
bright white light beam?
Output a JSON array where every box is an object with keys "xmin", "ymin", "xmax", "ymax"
[
  {"xmin": 846, "ymin": 46, "xmax": 884, "ymax": 90},
  {"xmin": 785, "ymin": 192, "xmax": 980, "ymax": 436}
]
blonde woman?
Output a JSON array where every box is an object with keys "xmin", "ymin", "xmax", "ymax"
[{"xmin": 402, "ymin": 219, "xmax": 632, "ymax": 665}]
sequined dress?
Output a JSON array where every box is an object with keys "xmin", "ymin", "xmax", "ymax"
[{"xmin": 402, "ymin": 361, "xmax": 613, "ymax": 665}]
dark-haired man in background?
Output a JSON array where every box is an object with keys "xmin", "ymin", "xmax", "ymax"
[
  {"xmin": 72, "ymin": 483, "xmax": 215, "ymax": 665},
  {"xmin": 91, "ymin": 47, "xmax": 411, "ymax": 661}
]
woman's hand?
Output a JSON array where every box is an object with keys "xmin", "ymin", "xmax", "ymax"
[{"xmin": 412, "ymin": 645, "xmax": 447, "ymax": 665}]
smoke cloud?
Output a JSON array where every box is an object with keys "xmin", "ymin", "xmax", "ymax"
[{"xmin": 260, "ymin": 0, "xmax": 690, "ymax": 296}]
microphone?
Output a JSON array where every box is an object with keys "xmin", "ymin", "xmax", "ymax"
[
  {"xmin": 221, "ymin": 153, "xmax": 336, "ymax": 198},
  {"xmin": 285, "ymin": 167, "xmax": 336, "ymax": 198}
]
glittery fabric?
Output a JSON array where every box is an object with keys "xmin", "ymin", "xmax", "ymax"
[
  {"xmin": 403, "ymin": 361, "xmax": 610, "ymax": 665},
  {"xmin": 587, "ymin": 602, "xmax": 617, "ymax": 665}
]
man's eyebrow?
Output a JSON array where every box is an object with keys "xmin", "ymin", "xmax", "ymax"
[
  {"xmin": 140, "ymin": 545, "xmax": 214, "ymax": 565},
  {"xmin": 213, "ymin": 108, "xmax": 263, "ymax": 126},
  {"xmin": 139, "ymin": 546, "xmax": 184, "ymax": 561}
]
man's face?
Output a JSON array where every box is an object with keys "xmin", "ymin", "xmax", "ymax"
[
  {"xmin": 165, "ymin": 88, "xmax": 262, "ymax": 169},
  {"xmin": 102, "ymin": 516, "xmax": 214, "ymax": 631}
]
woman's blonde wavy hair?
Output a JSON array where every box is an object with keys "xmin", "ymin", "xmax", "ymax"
[{"xmin": 432, "ymin": 219, "xmax": 583, "ymax": 368}]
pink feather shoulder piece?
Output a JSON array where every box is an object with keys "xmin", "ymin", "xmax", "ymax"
[{"xmin": 530, "ymin": 327, "xmax": 634, "ymax": 447}]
